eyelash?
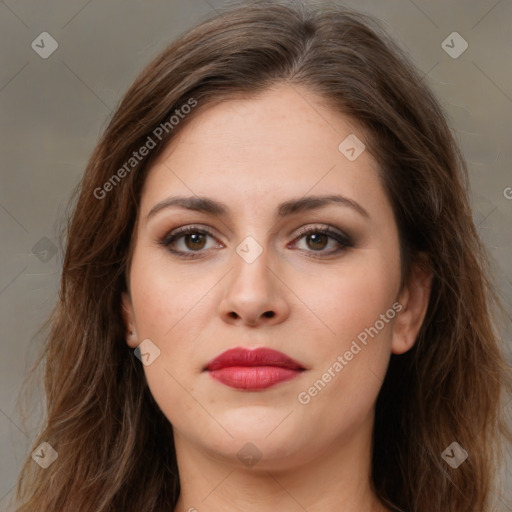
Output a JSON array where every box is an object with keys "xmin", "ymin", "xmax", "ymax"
[{"xmin": 159, "ymin": 224, "xmax": 353, "ymax": 260}]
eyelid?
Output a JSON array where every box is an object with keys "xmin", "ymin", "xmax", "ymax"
[{"xmin": 291, "ymin": 223, "xmax": 351, "ymax": 243}]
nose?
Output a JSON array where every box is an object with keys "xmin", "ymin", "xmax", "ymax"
[{"xmin": 218, "ymin": 245, "xmax": 290, "ymax": 327}]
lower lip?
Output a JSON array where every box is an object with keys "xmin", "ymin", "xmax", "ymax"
[{"xmin": 207, "ymin": 366, "xmax": 302, "ymax": 390}]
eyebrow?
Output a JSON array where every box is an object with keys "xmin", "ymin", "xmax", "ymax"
[{"xmin": 146, "ymin": 194, "xmax": 370, "ymax": 221}]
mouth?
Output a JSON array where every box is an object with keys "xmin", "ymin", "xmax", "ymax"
[{"xmin": 204, "ymin": 347, "xmax": 306, "ymax": 391}]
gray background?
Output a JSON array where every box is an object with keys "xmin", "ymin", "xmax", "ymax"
[{"xmin": 1, "ymin": 0, "xmax": 511, "ymax": 510}]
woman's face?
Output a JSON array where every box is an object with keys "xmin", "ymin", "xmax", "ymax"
[{"xmin": 122, "ymin": 84, "xmax": 426, "ymax": 470}]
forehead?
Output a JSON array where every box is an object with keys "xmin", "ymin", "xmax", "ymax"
[{"xmin": 139, "ymin": 84, "xmax": 387, "ymax": 221}]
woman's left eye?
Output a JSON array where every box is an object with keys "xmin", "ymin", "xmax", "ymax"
[
  {"xmin": 291, "ymin": 227, "xmax": 350, "ymax": 255},
  {"xmin": 288, "ymin": 226, "xmax": 352, "ymax": 258},
  {"xmin": 159, "ymin": 225, "xmax": 352, "ymax": 259}
]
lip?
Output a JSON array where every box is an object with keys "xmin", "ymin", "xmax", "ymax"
[{"xmin": 204, "ymin": 347, "xmax": 305, "ymax": 390}]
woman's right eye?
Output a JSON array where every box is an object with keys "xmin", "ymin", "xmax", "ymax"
[{"xmin": 160, "ymin": 226, "xmax": 220, "ymax": 259}]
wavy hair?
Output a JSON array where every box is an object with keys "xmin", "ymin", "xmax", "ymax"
[{"xmin": 12, "ymin": 1, "xmax": 511, "ymax": 510}]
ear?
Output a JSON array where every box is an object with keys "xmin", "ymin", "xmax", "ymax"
[
  {"xmin": 391, "ymin": 256, "xmax": 432, "ymax": 355},
  {"xmin": 121, "ymin": 291, "xmax": 139, "ymax": 349}
]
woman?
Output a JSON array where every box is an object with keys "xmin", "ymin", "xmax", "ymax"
[{"xmin": 12, "ymin": 1, "xmax": 511, "ymax": 511}]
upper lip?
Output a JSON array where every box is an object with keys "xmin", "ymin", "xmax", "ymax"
[{"xmin": 204, "ymin": 347, "xmax": 305, "ymax": 371}]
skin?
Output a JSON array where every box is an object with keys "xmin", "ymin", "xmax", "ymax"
[{"xmin": 122, "ymin": 84, "xmax": 432, "ymax": 512}]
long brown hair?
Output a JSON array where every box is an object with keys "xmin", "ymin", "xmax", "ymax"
[{"xmin": 12, "ymin": 1, "xmax": 511, "ymax": 510}]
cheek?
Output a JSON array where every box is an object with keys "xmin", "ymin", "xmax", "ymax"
[
  {"xmin": 304, "ymin": 249, "xmax": 400, "ymax": 355},
  {"xmin": 129, "ymin": 247, "xmax": 207, "ymax": 340},
  {"xmin": 292, "ymin": 252, "xmax": 399, "ymax": 422},
  {"xmin": 294, "ymin": 263, "xmax": 397, "ymax": 435},
  {"xmin": 144, "ymin": 363, "xmax": 210, "ymax": 440},
  {"xmin": 129, "ymin": 258, "xmax": 208, "ymax": 430}
]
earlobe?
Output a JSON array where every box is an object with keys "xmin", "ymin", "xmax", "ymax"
[
  {"xmin": 121, "ymin": 291, "xmax": 139, "ymax": 348},
  {"xmin": 391, "ymin": 258, "xmax": 433, "ymax": 355}
]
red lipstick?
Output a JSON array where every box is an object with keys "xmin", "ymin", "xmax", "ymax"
[{"xmin": 204, "ymin": 347, "xmax": 305, "ymax": 390}]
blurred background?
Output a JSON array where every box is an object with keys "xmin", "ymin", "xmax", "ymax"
[{"xmin": 1, "ymin": 0, "xmax": 511, "ymax": 509}]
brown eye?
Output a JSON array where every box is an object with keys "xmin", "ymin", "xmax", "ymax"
[
  {"xmin": 160, "ymin": 226, "xmax": 220, "ymax": 259},
  {"xmin": 291, "ymin": 226, "xmax": 353, "ymax": 258},
  {"xmin": 183, "ymin": 233, "xmax": 207, "ymax": 251},
  {"xmin": 305, "ymin": 233, "xmax": 329, "ymax": 251}
]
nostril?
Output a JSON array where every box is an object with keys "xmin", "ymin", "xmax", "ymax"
[{"xmin": 263, "ymin": 311, "xmax": 275, "ymax": 318}]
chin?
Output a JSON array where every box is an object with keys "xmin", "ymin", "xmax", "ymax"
[
  {"xmin": 216, "ymin": 405, "xmax": 295, "ymax": 439},
  {"xmin": 202, "ymin": 432, "xmax": 311, "ymax": 471}
]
